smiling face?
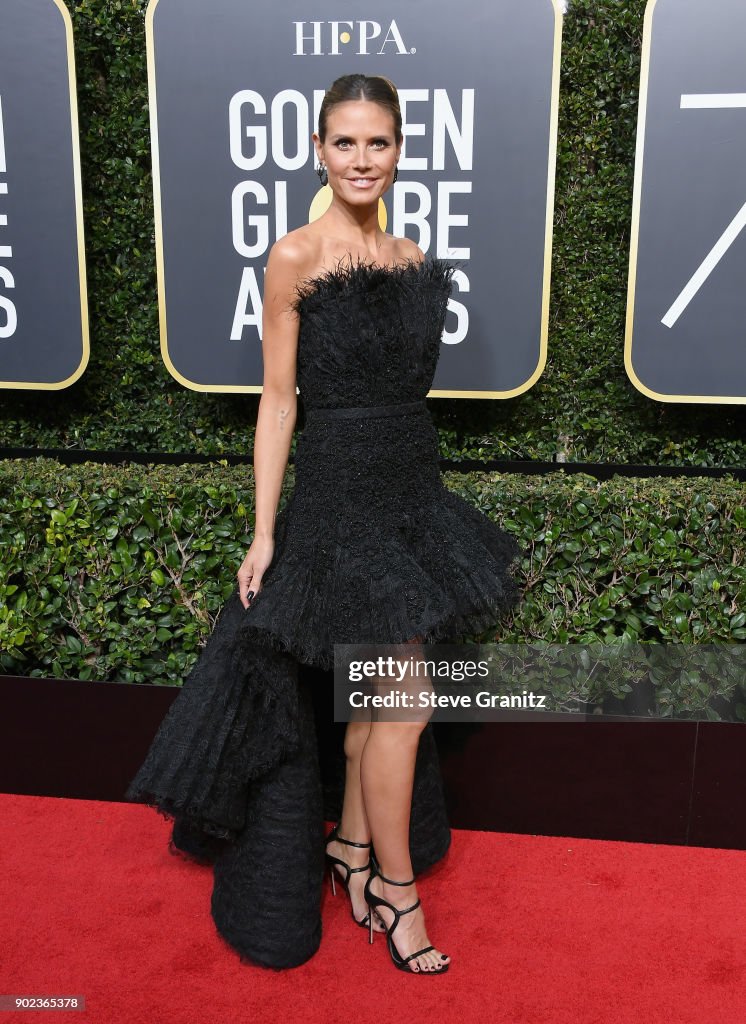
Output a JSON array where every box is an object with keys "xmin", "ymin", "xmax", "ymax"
[{"xmin": 314, "ymin": 99, "xmax": 402, "ymax": 204}]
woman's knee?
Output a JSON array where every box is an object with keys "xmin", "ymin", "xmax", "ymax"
[
  {"xmin": 343, "ymin": 719, "xmax": 371, "ymax": 760},
  {"xmin": 370, "ymin": 718, "xmax": 427, "ymax": 746}
]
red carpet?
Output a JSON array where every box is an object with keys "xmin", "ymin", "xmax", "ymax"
[{"xmin": 2, "ymin": 793, "xmax": 745, "ymax": 1023}]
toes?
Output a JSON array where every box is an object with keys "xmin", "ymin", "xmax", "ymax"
[{"xmin": 421, "ymin": 952, "xmax": 448, "ymax": 972}]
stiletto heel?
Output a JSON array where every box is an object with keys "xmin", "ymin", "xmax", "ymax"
[
  {"xmin": 363, "ymin": 861, "xmax": 449, "ymax": 974},
  {"xmin": 324, "ymin": 822, "xmax": 374, "ymax": 929}
]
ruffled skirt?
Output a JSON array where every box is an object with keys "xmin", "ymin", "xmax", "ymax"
[{"xmin": 240, "ymin": 401, "xmax": 521, "ymax": 668}]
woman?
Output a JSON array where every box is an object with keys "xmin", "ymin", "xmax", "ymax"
[{"xmin": 127, "ymin": 73, "xmax": 521, "ymax": 975}]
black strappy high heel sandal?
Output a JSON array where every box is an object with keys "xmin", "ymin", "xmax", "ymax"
[
  {"xmin": 324, "ymin": 822, "xmax": 375, "ymax": 929},
  {"xmin": 363, "ymin": 862, "xmax": 450, "ymax": 974}
]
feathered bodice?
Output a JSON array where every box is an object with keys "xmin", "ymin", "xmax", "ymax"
[{"xmin": 291, "ymin": 256, "xmax": 455, "ymax": 410}]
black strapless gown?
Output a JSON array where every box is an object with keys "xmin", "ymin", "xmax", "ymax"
[{"xmin": 125, "ymin": 256, "xmax": 522, "ymax": 969}]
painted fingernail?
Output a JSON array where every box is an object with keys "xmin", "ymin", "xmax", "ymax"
[{"xmin": 247, "ymin": 591, "xmax": 255, "ymax": 601}]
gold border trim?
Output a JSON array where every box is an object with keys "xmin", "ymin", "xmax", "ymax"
[
  {"xmin": 150, "ymin": 0, "xmax": 562, "ymax": 397},
  {"xmin": 1, "ymin": 0, "xmax": 90, "ymax": 390},
  {"xmin": 624, "ymin": 0, "xmax": 745, "ymax": 404}
]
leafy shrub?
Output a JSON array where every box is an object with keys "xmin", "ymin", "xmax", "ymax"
[{"xmin": 1, "ymin": 460, "xmax": 743, "ymax": 721}]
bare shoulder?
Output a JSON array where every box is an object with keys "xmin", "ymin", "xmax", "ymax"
[
  {"xmin": 395, "ymin": 236, "xmax": 426, "ymax": 265},
  {"xmin": 265, "ymin": 229, "xmax": 322, "ymax": 312},
  {"xmin": 267, "ymin": 228, "xmax": 318, "ymax": 279}
]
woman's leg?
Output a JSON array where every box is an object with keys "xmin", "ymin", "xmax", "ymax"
[
  {"xmin": 325, "ymin": 718, "xmax": 386, "ymax": 930},
  {"xmin": 358, "ymin": 641, "xmax": 451, "ymax": 972}
]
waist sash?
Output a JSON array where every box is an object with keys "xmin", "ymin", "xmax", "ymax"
[{"xmin": 304, "ymin": 399, "xmax": 427, "ymax": 422}]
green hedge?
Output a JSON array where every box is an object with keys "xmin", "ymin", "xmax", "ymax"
[
  {"xmin": 1, "ymin": 0, "xmax": 745, "ymax": 463},
  {"xmin": 1, "ymin": 460, "xmax": 744, "ymax": 719}
]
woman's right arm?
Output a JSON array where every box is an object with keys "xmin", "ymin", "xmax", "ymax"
[{"xmin": 237, "ymin": 240, "xmax": 304, "ymax": 610}]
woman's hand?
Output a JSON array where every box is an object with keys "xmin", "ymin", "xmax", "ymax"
[{"xmin": 237, "ymin": 535, "xmax": 275, "ymax": 609}]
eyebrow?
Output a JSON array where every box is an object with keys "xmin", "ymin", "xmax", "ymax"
[{"xmin": 328, "ymin": 133, "xmax": 392, "ymax": 141}]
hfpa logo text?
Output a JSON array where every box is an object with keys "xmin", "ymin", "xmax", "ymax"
[{"xmin": 293, "ymin": 21, "xmax": 415, "ymax": 56}]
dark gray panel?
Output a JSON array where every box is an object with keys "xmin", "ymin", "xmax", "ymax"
[
  {"xmin": 0, "ymin": 0, "xmax": 87, "ymax": 388},
  {"xmin": 628, "ymin": 0, "xmax": 746, "ymax": 401}
]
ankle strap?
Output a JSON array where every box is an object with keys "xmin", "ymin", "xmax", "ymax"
[
  {"xmin": 376, "ymin": 870, "xmax": 415, "ymax": 886},
  {"xmin": 330, "ymin": 824, "xmax": 371, "ymax": 849}
]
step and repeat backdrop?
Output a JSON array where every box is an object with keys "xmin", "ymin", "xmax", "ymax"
[
  {"xmin": 0, "ymin": 0, "xmax": 744, "ymax": 403},
  {"xmin": 145, "ymin": 0, "xmax": 560, "ymax": 397}
]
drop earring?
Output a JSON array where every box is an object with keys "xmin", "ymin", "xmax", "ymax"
[
  {"xmin": 393, "ymin": 165, "xmax": 399, "ymax": 183},
  {"xmin": 316, "ymin": 162, "xmax": 328, "ymax": 187}
]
